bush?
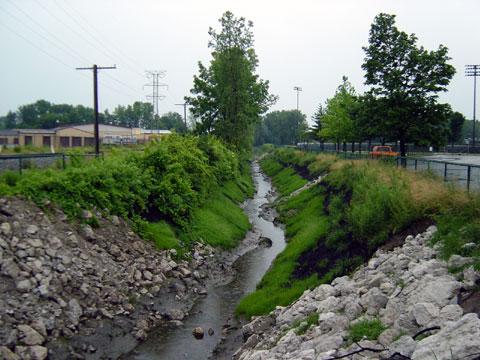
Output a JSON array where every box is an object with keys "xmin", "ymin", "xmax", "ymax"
[{"xmin": 0, "ymin": 135, "xmax": 250, "ymax": 252}]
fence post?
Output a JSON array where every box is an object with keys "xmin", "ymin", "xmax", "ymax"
[
  {"xmin": 414, "ymin": 159, "xmax": 418, "ymax": 171},
  {"xmin": 444, "ymin": 163, "xmax": 448, "ymax": 182},
  {"xmin": 467, "ymin": 165, "xmax": 471, "ymax": 192},
  {"xmin": 427, "ymin": 161, "xmax": 430, "ymax": 171},
  {"xmin": 62, "ymin": 154, "xmax": 66, "ymax": 170},
  {"xmin": 19, "ymin": 157, "xmax": 22, "ymax": 175}
]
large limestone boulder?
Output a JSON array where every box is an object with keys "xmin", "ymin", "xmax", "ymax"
[{"xmin": 412, "ymin": 313, "xmax": 480, "ymax": 360}]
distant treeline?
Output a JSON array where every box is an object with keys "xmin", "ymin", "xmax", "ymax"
[{"xmin": 0, "ymin": 99, "xmax": 186, "ymax": 132}]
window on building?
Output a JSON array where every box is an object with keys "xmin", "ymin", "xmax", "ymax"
[
  {"xmin": 13, "ymin": 138, "xmax": 19, "ymax": 145},
  {"xmin": 0, "ymin": 138, "xmax": 7, "ymax": 145},
  {"xmin": 43, "ymin": 136, "xmax": 51, "ymax": 146},
  {"xmin": 84, "ymin": 137, "xmax": 95, "ymax": 147},
  {"xmin": 60, "ymin": 137, "xmax": 70, "ymax": 147},
  {"xmin": 24, "ymin": 136, "xmax": 33, "ymax": 145},
  {"xmin": 72, "ymin": 137, "xmax": 82, "ymax": 147}
]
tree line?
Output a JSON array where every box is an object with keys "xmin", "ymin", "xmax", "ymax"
[
  {"xmin": 0, "ymin": 99, "xmax": 187, "ymax": 133},
  {"xmin": 307, "ymin": 13, "xmax": 466, "ymax": 156}
]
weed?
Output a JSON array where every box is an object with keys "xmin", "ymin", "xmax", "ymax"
[{"xmin": 348, "ymin": 318, "xmax": 386, "ymax": 342}]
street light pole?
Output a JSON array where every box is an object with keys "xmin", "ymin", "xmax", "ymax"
[
  {"xmin": 293, "ymin": 86, "xmax": 302, "ymax": 111},
  {"xmin": 466, "ymin": 65, "xmax": 480, "ymax": 148}
]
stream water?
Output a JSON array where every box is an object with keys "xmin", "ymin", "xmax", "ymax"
[{"xmin": 129, "ymin": 162, "xmax": 286, "ymax": 360}]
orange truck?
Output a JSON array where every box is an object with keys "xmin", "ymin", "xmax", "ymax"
[{"xmin": 369, "ymin": 146, "xmax": 399, "ymax": 157}]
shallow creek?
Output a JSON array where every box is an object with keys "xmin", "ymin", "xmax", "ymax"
[{"xmin": 129, "ymin": 162, "xmax": 286, "ymax": 360}]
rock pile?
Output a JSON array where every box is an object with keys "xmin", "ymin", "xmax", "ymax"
[
  {"xmin": 235, "ymin": 226, "xmax": 480, "ymax": 360},
  {"xmin": 0, "ymin": 197, "xmax": 213, "ymax": 359}
]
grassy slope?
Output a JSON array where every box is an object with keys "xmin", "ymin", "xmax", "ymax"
[
  {"xmin": 143, "ymin": 174, "xmax": 254, "ymax": 251},
  {"xmin": 182, "ymin": 172, "xmax": 254, "ymax": 249},
  {"xmin": 237, "ymin": 149, "xmax": 480, "ymax": 319}
]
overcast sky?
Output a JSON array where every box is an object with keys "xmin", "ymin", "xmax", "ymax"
[{"xmin": 1, "ymin": 0, "xmax": 479, "ymax": 125}]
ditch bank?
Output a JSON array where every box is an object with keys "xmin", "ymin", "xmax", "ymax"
[{"xmin": 234, "ymin": 226, "xmax": 480, "ymax": 360}]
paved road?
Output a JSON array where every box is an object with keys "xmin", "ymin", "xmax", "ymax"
[{"xmin": 422, "ymin": 154, "xmax": 480, "ymax": 166}]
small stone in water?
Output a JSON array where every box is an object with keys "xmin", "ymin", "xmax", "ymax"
[
  {"xmin": 208, "ymin": 328, "xmax": 214, "ymax": 336},
  {"xmin": 192, "ymin": 327, "xmax": 204, "ymax": 339}
]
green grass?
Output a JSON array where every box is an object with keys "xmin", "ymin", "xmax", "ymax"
[
  {"xmin": 141, "ymin": 220, "xmax": 179, "ymax": 250},
  {"xmin": 236, "ymin": 184, "xmax": 328, "ymax": 318},
  {"xmin": 182, "ymin": 177, "xmax": 253, "ymax": 249},
  {"xmin": 260, "ymin": 157, "xmax": 307, "ymax": 196},
  {"xmin": 348, "ymin": 318, "xmax": 386, "ymax": 342},
  {"xmin": 293, "ymin": 313, "xmax": 320, "ymax": 335}
]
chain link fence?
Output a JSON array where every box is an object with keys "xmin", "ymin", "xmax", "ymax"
[
  {"xmin": 0, "ymin": 153, "xmax": 102, "ymax": 174},
  {"xmin": 297, "ymin": 145, "xmax": 480, "ymax": 192}
]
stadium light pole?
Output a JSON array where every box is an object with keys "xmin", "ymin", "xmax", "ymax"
[
  {"xmin": 466, "ymin": 65, "xmax": 480, "ymax": 147},
  {"xmin": 293, "ymin": 86, "xmax": 302, "ymax": 111}
]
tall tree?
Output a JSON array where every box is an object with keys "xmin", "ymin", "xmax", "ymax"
[
  {"xmin": 186, "ymin": 11, "xmax": 276, "ymax": 152},
  {"xmin": 309, "ymin": 104, "xmax": 326, "ymax": 141},
  {"xmin": 158, "ymin": 112, "xmax": 187, "ymax": 133},
  {"xmin": 254, "ymin": 110, "xmax": 307, "ymax": 146},
  {"xmin": 362, "ymin": 13, "xmax": 455, "ymax": 156},
  {"xmin": 320, "ymin": 77, "xmax": 357, "ymax": 150},
  {"xmin": 448, "ymin": 111, "xmax": 466, "ymax": 147}
]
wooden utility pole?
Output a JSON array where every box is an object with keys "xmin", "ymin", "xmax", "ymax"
[{"xmin": 76, "ymin": 64, "xmax": 116, "ymax": 155}]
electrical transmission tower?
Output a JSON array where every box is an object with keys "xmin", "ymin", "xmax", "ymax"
[
  {"xmin": 76, "ymin": 64, "xmax": 116, "ymax": 155},
  {"xmin": 144, "ymin": 70, "xmax": 167, "ymax": 118},
  {"xmin": 466, "ymin": 65, "xmax": 480, "ymax": 147}
]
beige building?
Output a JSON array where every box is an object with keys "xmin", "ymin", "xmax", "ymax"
[{"xmin": 0, "ymin": 124, "xmax": 171, "ymax": 148}]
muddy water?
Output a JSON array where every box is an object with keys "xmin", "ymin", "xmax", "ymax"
[{"xmin": 129, "ymin": 162, "xmax": 286, "ymax": 360}]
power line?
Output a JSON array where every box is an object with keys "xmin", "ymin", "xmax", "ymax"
[
  {"xmin": 4, "ymin": 0, "xmax": 138, "ymax": 98},
  {"xmin": 0, "ymin": 21, "xmax": 135, "ymax": 100},
  {"xmin": 61, "ymin": 0, "xmax": 146, "ymax": 76},
  {"xmin": 51, "ymin": 0, "xmax": 146, "ymax": 79},
  {"xmin": 3, "ymin": 0, "xmax": 91, "ymax": 64}
]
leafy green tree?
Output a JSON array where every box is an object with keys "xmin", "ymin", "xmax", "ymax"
[
  {"xmin": 362, "ymin": 13, "xmax": 455, "ymax": 156},
  {"xmin": 0, "ymin": 111, "xmax": 18, "ymax": 129},
  {"xmin": 447, "ymin": 111, "xmax": 466, "ymax": 146},
  {"xmin": 320, "ymin": 77, "xmax": 357, "ymax": 150},
  {"xmin": 112, "ymin": 102, "xmax": 154, "ymax": 128},
  {"xmin": 186, "ymin": 11, "xmax": 276, "ymax": 153},
  {"xmin": 158, "ymin": 112, "xmax": 187, "ymax": 133},
  {"xmin": 254, "ymin": 110, "xmax": 307, "ymax": 146}
]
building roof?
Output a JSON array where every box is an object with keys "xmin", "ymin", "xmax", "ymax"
[
  {"xmin": 140, "ymin": 129, "xmax": 172, "ymax": 134},
  {"xmin": 18, "ymin": 129, "xmax": 56, "ymax": 134},
  {"xmin": 54, "ymin": 124, "xmax": 134, "ymax": 133},
  {"xmin": 0, "ymin": 130, "xmax": 19, "ymax": 136}
]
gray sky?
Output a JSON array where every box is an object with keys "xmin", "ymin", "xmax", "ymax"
[{"xmin": 0, "ymin": 0, "xmax": 479, "ymax": 125}]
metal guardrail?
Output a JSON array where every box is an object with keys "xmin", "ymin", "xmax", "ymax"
[
  {"xmin": 0, "ymin": 152, "xmax": 102, "ymax": 174},
  {"xmin": 297, "ymin": 146, "xmax": 480, "ymax": 192}
]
